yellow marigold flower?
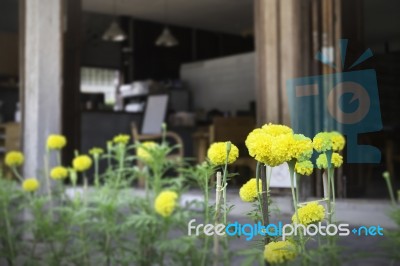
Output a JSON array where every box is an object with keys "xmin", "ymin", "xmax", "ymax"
[
  {"xmin": 154, "ymin": 190, "xmax": 178, "ymax": 217},
  {"xmin": 292, "ymin": 134, "xmax": 313, "ymax": 162},
  {"xmin": 239, "ymin": 178, "xmax": 262, "ymax": 202},
  {"xmin": 50, "ymin": 166, "xmax": 68, "ymax": 180},
  {"xmin": 292, "ymin": 202, "xmax": 325, "ymax": 225},
  {"xmin": 89, "ymin": 147, "xmax": 104, "ymax": 156},
  {"xmin": 313, "ymin": 132, "xmax": 332, "ymax": 152},
  {"xmin": 47, "ymin": 134, "xmax": 67, "ymax": 150},
  {"xmin": 72, "ymin": 155, "xmax": 92, "ymax": 172},
  {"xmin": 316, "ymin": 153, "xmax": 343, "ymax": 169},
  {"xmin": 245, "ymin": 128, "xmax": 272, "ymax": 164},
  {"xmin": 261, "ymin": 123, "xmax": 293, "ymax": 136},
  {"xmin": 331, "ymin": 153, "xmax": 343, "ymax": 168},
  {"xmin": 264, "ymin": 240, "xmax": 297, "ymax": 264},
  {"xmin": 245, "ymin": 128, "xmax": 293, "ymax": 167},
  {"xmin": 330, "ymin": 131, "xmax": 345, "ymax": 152},
  {"xmin": 295, "ymin": 160, "xmax": 314, "ymax": 176},
  {"xmin": 268, "ymin": 134, "xmax": 294, "ymax": 166},
  {"xmin": 5, "ymin": 151, "xmax": 24, "ymax": 167},
  {"xmin": 137, "ymin": 141, "xmax": 158, "ymax": 162},
  {"xmin": 246, "ymin": 124, "xmax": 302, "ymax": 166},
  {"xmin": 316, "ymin": 154, "xmax": 328, "ymax": 169},
  {"xmin": 113, "ymin": 134, "xmax": 130, "ymax": 145},
  {"xmin": 22, "ymin": 178, "xmax": 40, "ymax": 192},
  {"xmin": 207, "ymin": 142, "xmax": 239, "ymax": 166}
]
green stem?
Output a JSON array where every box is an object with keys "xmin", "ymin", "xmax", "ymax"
[
  {"xmin": 116, "ymin": 144, "xmax": 125, "ymax": 188},
  {"xmin": 105, "ymin": 232, "xmax": 111, "ymax": 266},
  {"xmin": 80, "ymin": 227, "xmax": 90, "ymax": 266},
  {"xmin": 204, "ymin": 175, "xmax": 209, "ymax": 224},
  {"xmin": 57, "ymin": 180, "xmax": 65, "ymax": 202},
  {"xmin": 222, "ymin": 163, "xmax": 228, "ymax": 225},
  {"xmin": 222, "ymin": 142, "xmax": 231, "ymax": 225},
  {"xmin": 288, "ymin": 161, "xmax": 299, "ymax": 220},
  {"xmin": 326, "ymin": 169, "xmax": 332, "ymax": 225},
  {"xmin": 107, "ymin": 146, "xmax": 112, "ymax": 171},
  {"xmin": 267, "ymin": 166, "xmax": 272, "ymax": 192},
  {"xmin": 119, "ymin": 144, "xmax": 125, "ymax": 170},
  {"xmin": 201, "ymin": 170, "xmax": 210, "ymax": 266},
  {"xmin": 326, "ymin": 167, "xmax": 337, "ymax": 253},
  {"xmin": 144, "ymin": 169, "xmax": 150, "ymax": 201},
  {"xmin": 83, "ymin": 173, "xmax": 89, "ymax": 206},
  {"xmin": 57, "ymin": 151, "xmax": 62, "ymax": 166},
  {"xmin": 260, "ymin": 165, "xmax": 270, "ymax": 247},
  {"xmin": 288, "ymin": 160, "xmax": 304, "ymax": 252},
  {"xmin": 213, "ymin": 172, "xmax": 222, "ymax": 222},
  {"xmin": 384, "ymin": 175, "xmax": 396, "ymax": 206},
  {"xmin": 10, "ymin": 167, "xmax": 23, "ymax": 182},
  {"xmin": 44, "ymin": 151, "xmax": 54, "ymax": 215},
  {"xmin": 160, "ymin": 217, "xmax": 170, "ymax": 266},
  {"xmin": 317, "ymin": 234, "xmax": 322, "ymax": 266},
  {"xmin": 153, "ymin": 165, "xmax": 162, "ymax": 195},
  {"xmin": 213, "ymin": 172, "xmax": 222, "ymax": 266},
  {"xmin": 221, "ymin": 164, "xmax": 229, "ymax": 266},
  {"xmin": 255, "ymin": 162, "xmax": 264, "ymax": 225},
  {"xmin": 2, "ymin": 202, "xmax": 15, "ymax": 265},
  {"xmin": 329, "ymin": 168, "xmax": 336, "ymax": 222},
  {"xmin": 161, "ymin": 123, "xmax": 167, "ymax": 146},
  {"xmin": 94, "ymin": 156, "xmax": 99, "ymax": 187},
  {"xmin": 296, "ymin": 173, "xmax": 300, "ymax": 203}
]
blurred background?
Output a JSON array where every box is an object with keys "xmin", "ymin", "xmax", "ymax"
[{"xmin": 0, "ymin": 0, "xmax": 400, "ymax": 199}]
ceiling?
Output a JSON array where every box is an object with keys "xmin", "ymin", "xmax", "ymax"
[{"xmin": 82, "ymin": 0, "xmax": 254, "ymax": 35}]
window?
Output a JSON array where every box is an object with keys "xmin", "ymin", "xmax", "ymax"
[{"xmin": 80, "ymin": 67, "xmax": 120, "ymax": 104}]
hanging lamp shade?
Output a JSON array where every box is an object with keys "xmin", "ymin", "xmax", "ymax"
[
  {"xmin": 102, "ymin": 20, "xmax": 127, "ymax": 42},
  {"xmin": 155, "ymin": 26, "xmax": 179, "ymax": 47}
]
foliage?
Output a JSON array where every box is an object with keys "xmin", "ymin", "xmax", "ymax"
[
  {"xmin": 0, "ymin": 132, "xmax": 211, "ymax": 266},
  {"xmin": 2, "ymin": 123, "xmax": 394, "ymax": 266}
]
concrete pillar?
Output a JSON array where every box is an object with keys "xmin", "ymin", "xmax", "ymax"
[
  {"xmin": 22, "ymin": 0, "xmax": 63, "ymax": 179},
  {"xmin": 254, "ymin": 0, "xmax": 311, "ymax": 125}
]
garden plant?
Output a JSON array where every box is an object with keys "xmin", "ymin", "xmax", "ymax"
[{"xmin": 0, "ymin": 123, "xmax": 398, "ymax": 265}]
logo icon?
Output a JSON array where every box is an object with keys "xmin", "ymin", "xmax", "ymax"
[{"xmin": 287, "ymin": 39, "xmax": 382, "ymax": 163}]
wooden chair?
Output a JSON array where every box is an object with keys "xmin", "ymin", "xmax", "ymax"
[
  {"xmin": 130, "ymin": 94, "xmax": 184, "ymax": 186},
  {"xmin": 209, "ymin": 116, "xmax": 257, "ymax": 179},
  {"xmin": 131, "ymin": 122, "xmax": 184, "ymax": 158}
]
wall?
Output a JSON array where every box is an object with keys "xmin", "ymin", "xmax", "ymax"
[
  {"xmin": 81, "ymin": 12, "xmax": 122, "ymax": 68},
  {"xmin": 131, "ymin": 19, "xmax": 254, "ymax": 81},
  {"xmin": 81, "ymin": 12, "xmax": 254, "ymax": 81},
  {"xmin": 0, "ymin": 0, "xmax": 18, "ymax": 76},
  {"xmin": 0, "ymin": 0, "xmax": 19, "ymax": 123},
  {"xmin": 0, "ymin": 33, "xmax": 18, "ymax": 76},
  {"xmin": 0, "ymin": 0, "xmax": 18, "ymax": 33},
  {"xmin": 363, "ymin": 0, "xmax": 400, "ymax": 53},
  {"xmin": 180, "ymin": 52, "xmax": 255, "ymax": 115}
]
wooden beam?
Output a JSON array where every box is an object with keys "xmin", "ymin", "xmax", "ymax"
[
  {"xmin": 255, "ymin": 0, "xmax": 310, "ymax": 125},
  {"xmin": 62, "ymin": 0, "xmax": 82, "ymax": 166}
]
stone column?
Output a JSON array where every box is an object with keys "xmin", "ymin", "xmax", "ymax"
[{"xmin": 22, "ymin": 0, "xmax": 63, "ymax": 179}]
